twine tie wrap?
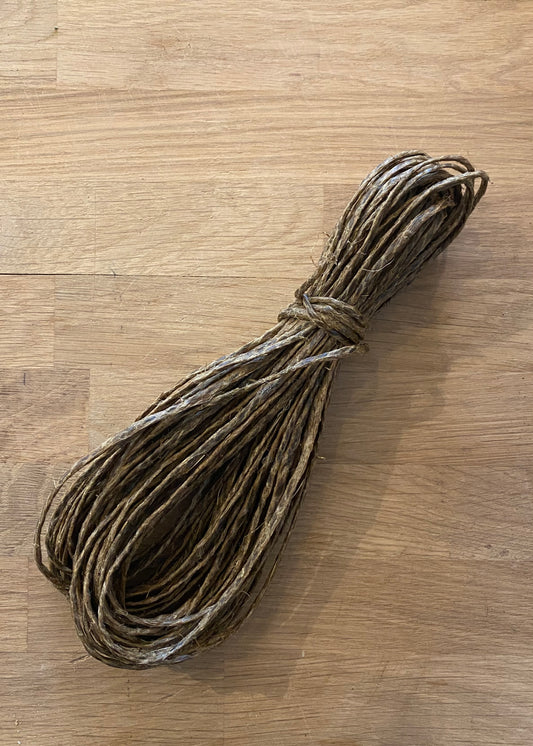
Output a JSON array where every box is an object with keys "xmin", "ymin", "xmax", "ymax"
[{"xmin": 279, "ymin": 292, "xmax": 368, "ymax": 351}]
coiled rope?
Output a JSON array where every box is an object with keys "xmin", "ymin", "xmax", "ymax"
[{"xmin": 35, "ymin": 151, "xmax": 488, "ymax": 668}]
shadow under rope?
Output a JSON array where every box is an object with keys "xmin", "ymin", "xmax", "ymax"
[
  {"xmin": 125, "ymin": 199, "xmax": 532, "ymax": 696},
  {"xmin": 178, "ymin": 250, "xmax": 454, "ymax": 697}
]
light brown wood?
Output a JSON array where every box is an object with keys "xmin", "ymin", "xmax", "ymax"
[{"xmin": 1, "ymin": 0, "xmax": 532, "ymax": 743}]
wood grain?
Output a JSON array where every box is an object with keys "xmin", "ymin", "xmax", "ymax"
[
  {"xmin": 0, "ymin": 0, "xmax": 57, "ymax": 87},
  {"xmin": 1, "ymin": 0, "xmax": 532, "ymax": 744}
]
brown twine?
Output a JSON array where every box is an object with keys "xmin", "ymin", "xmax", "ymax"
[{"xmin": 35, "ymin": 151, "xmax": 488, "ymax": 669}]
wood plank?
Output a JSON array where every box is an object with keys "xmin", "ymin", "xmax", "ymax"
[
  {"xmin": 54, "ymin": 275, "xmax": 296, "ymax": 369},
  {"xmin": 302, "ymin": 461, "xmax": 533, "ymax": 561},
  {"xmin": 0, "ymin": 650, "xmax": 224, "ymax": 745},
  {"xmin": 223, "ymin": 655, "xmax": 533, "ymax": 746},
  {"xmin": 0, "ymin": 89, "xmax": 530, "ymax": 182},
  {"xmin": 323, "ymin": 365, "xmax": 533, "ymax": 466},
  {"xmin": 0, "ymin": 180, "xmax": 322, "ymax": 276},
  {"xmin": 0, "ymin": 557, "xmax": 28, "ymax": 653},
  {"xmin": 0, "ymin": 368, "xmax": 89, "ymax": 461},
  {"xmin": 94, "ymin": 181, "xmax": 323, "ymax": 278},
  {"xmin": 0, "ymin": 277, "xmax": 54, "ymax": 367},
  {"xmin": 0, "ymin": 0, "xmax": 57, "ymax": 87},
  {"xmin": 0, "ymin": 183, "xmax": 95, "ymax": 274},
  {"xmin": 57, "ymin": 1, "xmax": 532, "ymax": 95},
  {"xmin": 0, "ymin": 463, "xmax": 61, "ymax": 555},
  {"xmin": 0, "ymin": 45, "xmax": 56, "ymax": 87}
]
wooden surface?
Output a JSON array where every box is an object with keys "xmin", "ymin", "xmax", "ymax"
[{"xmin": 1, "ymin": 1, "xmax": 532, "ymax": 744}]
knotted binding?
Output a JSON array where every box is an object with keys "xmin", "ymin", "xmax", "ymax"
[{"xmin": 279, "ymin": 291, "xmax": 368, "ymax": 350}]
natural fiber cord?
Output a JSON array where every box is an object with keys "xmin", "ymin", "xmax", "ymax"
[{"xmin": 35, "ymin": 151, "xmax": 488, "ymax": 669}]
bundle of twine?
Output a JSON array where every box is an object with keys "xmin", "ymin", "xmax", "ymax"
[{"xmin": 35, "ymin": 151, "xmax": 488, "ymax": 669}]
